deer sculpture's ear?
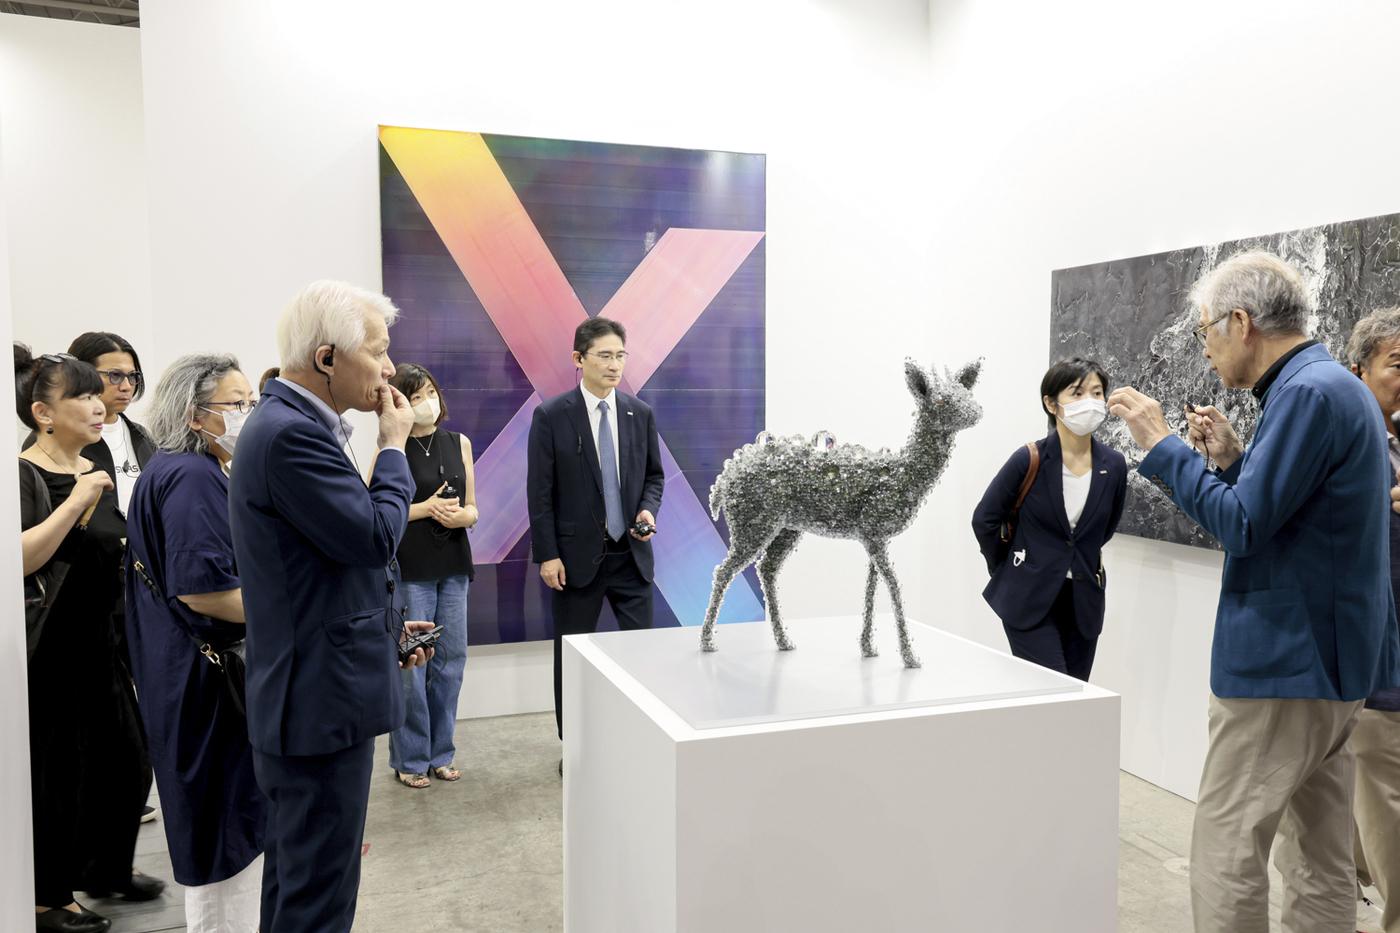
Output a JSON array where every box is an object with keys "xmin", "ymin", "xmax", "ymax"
[
  {"xmin": 955, "ymin": 359, "xmax": 983, "ymax": 390},
  {"xmin": 905, "ymin": 361, "xmax": 931, "ymax": 398}
]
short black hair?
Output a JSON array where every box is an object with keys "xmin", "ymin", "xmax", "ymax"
[
  {"xmin": 1040, "ymin": 357, "xmax": 1110, "ymax": 430},
  {"xmin": 389, "ymin": 362, "xmax": 447, "ymax": 426},
  {"xmin": 14, "ymin": 343, "xmax": 105, "ymax": 430},
  {"xmin": 68, "ymin": 331, "xmax": 146, "ymax": 400},
  {"xmin": 573, "ymin": 317, "xmax": 626, "ymax": 356}
]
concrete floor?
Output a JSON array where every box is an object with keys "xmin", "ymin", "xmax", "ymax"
[{"xmin": 97, "ymin": 711, "xmax": 1303, "ymax": 933}]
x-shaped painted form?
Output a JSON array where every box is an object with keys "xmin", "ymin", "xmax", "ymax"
[{"xmin": 380, "ymin": 127, "xmax": 764, "ymax": 624}]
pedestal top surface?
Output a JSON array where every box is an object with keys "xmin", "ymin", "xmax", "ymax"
[{"xmin": 582, "ymin": 616, "xmax": 1083, "ymax": 730}]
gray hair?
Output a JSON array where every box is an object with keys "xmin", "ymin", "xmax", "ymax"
[
  {"xmin": 1347, "ymin": 306, "xmax": 1400, "ymax": 368},
  {"xmin": 148, "ymin": 353, "xmax": 242, "ymax": 455},
  {"xmin": 276, "ymin": 280, "xmax": 400, "ymax": 371},
  {"xmin": 1188, "ymin": 250, "xmax": 1313, "ymax": 338}
]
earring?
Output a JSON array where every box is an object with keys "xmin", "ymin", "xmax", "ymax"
[{"xmin": 44, "ymin": 425, "xmax": 53, "ymax": 435}]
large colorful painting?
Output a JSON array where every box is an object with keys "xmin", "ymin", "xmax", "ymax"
[
  {"xmin": 1051, "ymin": 211, "xmax": 1400, "ymax": 549},
  {"xmin": 379, "ymin": 126, "xmax": 766, "ymax": 644}
]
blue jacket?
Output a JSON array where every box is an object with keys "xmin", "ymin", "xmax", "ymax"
[
  {"xmin": 228, "ymin": 379, "xmax": 414, "ymax": 756},
  {"xmin": 973, "ymin": 432, "xmax": 1128, "ymax": 636},
  {"xmin": 1139, "ymin": 343, "xmax": 1400, "ymax": 700}
]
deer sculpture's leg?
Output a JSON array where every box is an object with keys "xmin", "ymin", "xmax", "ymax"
[
  {"xmin": 757, "ymin": 528, "xmax": 802, "ymax": 651},
  {"xmin": 700, "ymin": 528, "xmax": 772, "ymax": 653},
  {"xmin": 860, "ymin": 559, "xmax": 880, "ymax": 658},
  {"xmin": 870, "ymin": 545, "xmax": 921, "ymax": 669}
]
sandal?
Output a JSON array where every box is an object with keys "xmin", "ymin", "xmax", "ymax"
[
  {"xmin": 396, "ymin": 771, "xmax": 429, "ymax": 789},
  {"xmin": 431, "ymin": 765, "xmax": 461, "ymax": 782}
]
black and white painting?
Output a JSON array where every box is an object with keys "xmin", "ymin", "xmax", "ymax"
[{"xmin": 1051, "ymin": 212, "xmax": 1400, "ymax": 549}]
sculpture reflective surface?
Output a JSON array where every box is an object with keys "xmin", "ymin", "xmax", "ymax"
[{"xmin": 702, "ymin": 359, "xmax": 984, "ymax": 668}]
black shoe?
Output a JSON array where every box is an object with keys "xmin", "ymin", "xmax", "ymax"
[
  {"xmin": 83, "ymin": 871, "xmax": 166, "ymax": 902},
  {"xmin": 35, "ymin": 906, "xmax": 111, "ymax": 933},
  {"xmin": 139, "ymin": 805, "xmax": 157, "ymax": 824}
]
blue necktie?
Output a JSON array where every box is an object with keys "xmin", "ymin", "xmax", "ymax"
[{"xmin": 597, "ymin": 400, "xmax": 625, "ymax": 540}]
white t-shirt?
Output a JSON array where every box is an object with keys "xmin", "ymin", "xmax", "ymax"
[
  {"xmin": 1063, "ymin": 465, "xmax": 1093, "ymax": 580},
  {"xmin": 102, "ymin": 418, "xmax": 139, "ymax": 516}
]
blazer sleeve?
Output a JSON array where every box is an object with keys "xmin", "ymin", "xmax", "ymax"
[
  {"xmin": 1137, "ymin": 385, "xmax": 1333, "ymax": 557},
  {"xmin": 265, "ymin": 420, "xmax": 412, "ymax": 568},
  {"xmin": 1102, "ymin": 454, "xmax": 1128, "ymax": 547},
  {"xmin": 971, "ymin": 445, "xmax": 1032, "ymax": 574},
  {"xmin": 640, "ymin": 407, "xmax": 664, "ymax": 517},
  {"xmin": 527, "ymin": 405, "xmax": 559, "ymax": 564}
]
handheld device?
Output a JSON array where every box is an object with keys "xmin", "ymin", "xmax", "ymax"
[
  {"xmin": 630, "ymin": 520, "xmax": 656, "ymax": 537},
  {"xmin": 397, "ymin": 624, "xmax": 444, "ymax": 664}
]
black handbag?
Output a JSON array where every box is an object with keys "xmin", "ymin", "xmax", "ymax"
[
  {"xmin": 129, "ymin": 552, "xmax": 247, "ymax": 718},
  {"xmin": 20, "ymin": 459, "xmax": 70, "ymax": 661}
]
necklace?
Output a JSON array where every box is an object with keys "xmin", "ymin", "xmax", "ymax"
[
  {"xmin": 35, "ymin": 441, "xmax": 82, "ymax": 475},
  {"xmin": 411, "ymin": 432, "xmax": 435, "ymax": 456}
]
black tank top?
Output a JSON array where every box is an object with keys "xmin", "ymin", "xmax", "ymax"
[{"xmin": 397, "ymin": 429, "xmax": 475, "ymax": 582}]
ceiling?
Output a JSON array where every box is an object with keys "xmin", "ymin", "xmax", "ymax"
[{"xmin": 0, "ymin": 0, "xmax": 138, "ymax": 27}]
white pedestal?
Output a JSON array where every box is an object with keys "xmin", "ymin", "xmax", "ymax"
[{"xmin": 563, "ymin": 616, "xmax": 1120, "ymax": 933}]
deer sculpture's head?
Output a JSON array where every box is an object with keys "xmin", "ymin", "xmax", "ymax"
[{"xmin": 905, "ymin": 358, "xmax": 983, "ymax": 434}]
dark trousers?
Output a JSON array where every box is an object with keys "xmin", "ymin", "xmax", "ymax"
[
  {"xmin": 552, "ymin": 546, "xmax": 653, "ymax": 739},
  {"xmin": 1003, "ymin": 580, "xmax": 1098, "ymax": 681},
  {"xmin": 252, "ymin": 739, "xmax": 374, "ymax": 933},
  {"xmin": 29, "ymin": 644, "xmax": 147, "ymax": 906}
]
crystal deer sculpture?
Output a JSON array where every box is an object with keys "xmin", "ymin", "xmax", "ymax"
[{"xmin": 701, "ymin": 359, "xmax": 984, "ymax": 668}]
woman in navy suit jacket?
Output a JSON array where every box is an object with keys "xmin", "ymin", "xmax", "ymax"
[{"xmin": 971, "ymin": 358, "xmax": 1128, "ymax": 680}]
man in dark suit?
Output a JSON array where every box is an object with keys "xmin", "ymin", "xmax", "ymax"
[
  {"xmin": 228, "ymin": 280, "xmax": 435, "ymax": 933},
  {"xmin": 527, "ymin": 317, "xmax": 665, "ymax": 744}
]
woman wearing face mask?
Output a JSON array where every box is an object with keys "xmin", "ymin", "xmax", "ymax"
[
  {"xmin": 16, "ymin": 346, "xmax": 165, "ymax": 933},
  {"xmin": 386, "ymin": 363, "xmax": 477, "ymax": 789},
  {"xmin": 971, "ymin": 358, "xmax": 1128, "ymax": 680},
  {"xmin": 121, "ymin": 354, "xmax": 266, "ymax": 932}
]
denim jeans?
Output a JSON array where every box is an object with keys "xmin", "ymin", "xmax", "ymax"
[{"xmin": 388, "ymin": 575, "xmax": 469, "ymax": 773}]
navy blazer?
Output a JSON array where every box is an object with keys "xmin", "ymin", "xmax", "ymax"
[
  {"xmin": 972, "ymin": 432, "xmax": 1128, "ymax": 637},
  {"xmin": 1139, "ymin": 343, "xmax": 1400, "ymax": 701},
  {"xmin": 228, "ymin": 379, "xmax": 413, "ymax": 756},
  {"xmin": 527, "ymin": 387, "xmax": 664, "ymax": 588}
]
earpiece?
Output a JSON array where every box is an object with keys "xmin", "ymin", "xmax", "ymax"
[{"xmin": 321, "ymin": 345, "xmax": 335, "ymax": 370}]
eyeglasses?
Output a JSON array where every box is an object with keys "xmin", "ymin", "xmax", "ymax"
[
  {"xmin": 203, "ymin": 399, "xmax": 258, "ymax": 414},
  {"xmin": 39, "ymin": 353, "xmax": 76, "ymax": 365},
  {"xmin": 1192, "ymin": 312, "xmax": 1233, "ymax": 347},
  {"xmin": 95, "ymin": 369, "xmax": 143, "ymax": 387},
  {"xmin": 587, "ymin": 351, "xmax": 629, "ymax": 364}
]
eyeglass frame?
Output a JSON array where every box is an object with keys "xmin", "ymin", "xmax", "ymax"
[
  {"xmin": 1192, "ymin": 311, "xmax": 1235, "ymax": 347},
  {"xmin": 39, "ymin": 352, "xmax": 77, "ymax": 365},
  {"xmin": 94, "ymin": 368, "xmax": 144, "ymax": 387},
  {"xmin": 201, "ymin": 399, "xmax": 258, "ymax": 415},
  {"xmin": 584, "ymin": 350, "xmax": 630, "ymax": 363}
]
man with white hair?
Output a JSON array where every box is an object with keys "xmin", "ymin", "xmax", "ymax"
[
  {"xmin": 228, "ymin": 280, "xmax": 435, "ymax": 933},
  {"xmin": 1108, "ymin": 251, "xmax": 1400, "ymax": 933}
]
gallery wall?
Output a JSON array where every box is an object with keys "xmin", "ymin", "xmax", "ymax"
[
  {"xmin": 917, "ymin": 0, "xmax": 1400, "ymax": 797},
  {"xmin": 135, "ymin": 0, "xmax": 941, "ymax": 719},
  {"xmin": 3, "ymin": 1, "xmax": 1400, "ymax": 820}
]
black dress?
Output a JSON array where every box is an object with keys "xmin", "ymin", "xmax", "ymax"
[{"xmin": 21, "ymin": 464, "xmax": 149, "ymax": 907}]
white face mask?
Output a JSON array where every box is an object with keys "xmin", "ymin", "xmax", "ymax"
[
  {"xmin": 201, "ymin": 406, "xmax": 251, "ymax": 456},
  {"xmin": 1059, "ymin": 398, "xmax": 1107, "ymax": 436},
  {"xmin": 412, "ymin": 396, "xmax": 441, "ymax": 427}
]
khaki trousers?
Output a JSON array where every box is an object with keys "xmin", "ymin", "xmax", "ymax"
[
  {"xmin": 1354, "ymin": 708, "xmax": 1400, "ymax": 933},
  {"xmin": 1190, "ymin": 694, "xmax": 1363, "ymax": 933}
]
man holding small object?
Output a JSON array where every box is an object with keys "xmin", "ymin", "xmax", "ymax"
[
  {"xmin": 1108, "ymin": 251, "xmax": 1400, "ymax": 933},
  {"xmin": 527, "ymin": 317, "xmax": 664, "ymax": 749},
  {"xmin": 229, "ymin": 281, "xmax": 437, "ymax": 933}
]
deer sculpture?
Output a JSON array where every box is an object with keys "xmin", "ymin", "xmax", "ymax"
[{"xmin": 701, "ymin": 359, "xmax": 983, "ymax": 668}]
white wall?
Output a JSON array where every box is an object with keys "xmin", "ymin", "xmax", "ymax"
[
  {"xmin": 0, "ymin": 14, "xmax": 147, "ymax": 922},
  {"xmin": 915, "ymin": 0, "xmax": 1400, "ymax": 798},
  {"xmin": 7, "ymin": 0, "xmax": 1400, "ymax": 804},
  {"xmin": 0, "ymin": 82, "xmax": 35, "ymax": 933},
  {"xmin": 0, "ymin": 14, "xmax": 151, "ymax": 415},
  {"xmin": 136, "ymin": 0, "xmax": 939, "ymax": 719}
]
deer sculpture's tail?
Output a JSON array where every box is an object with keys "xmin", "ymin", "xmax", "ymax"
[{"xmin": 709, "ymin": 467, "xmax": 728, "ymax": 521}]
